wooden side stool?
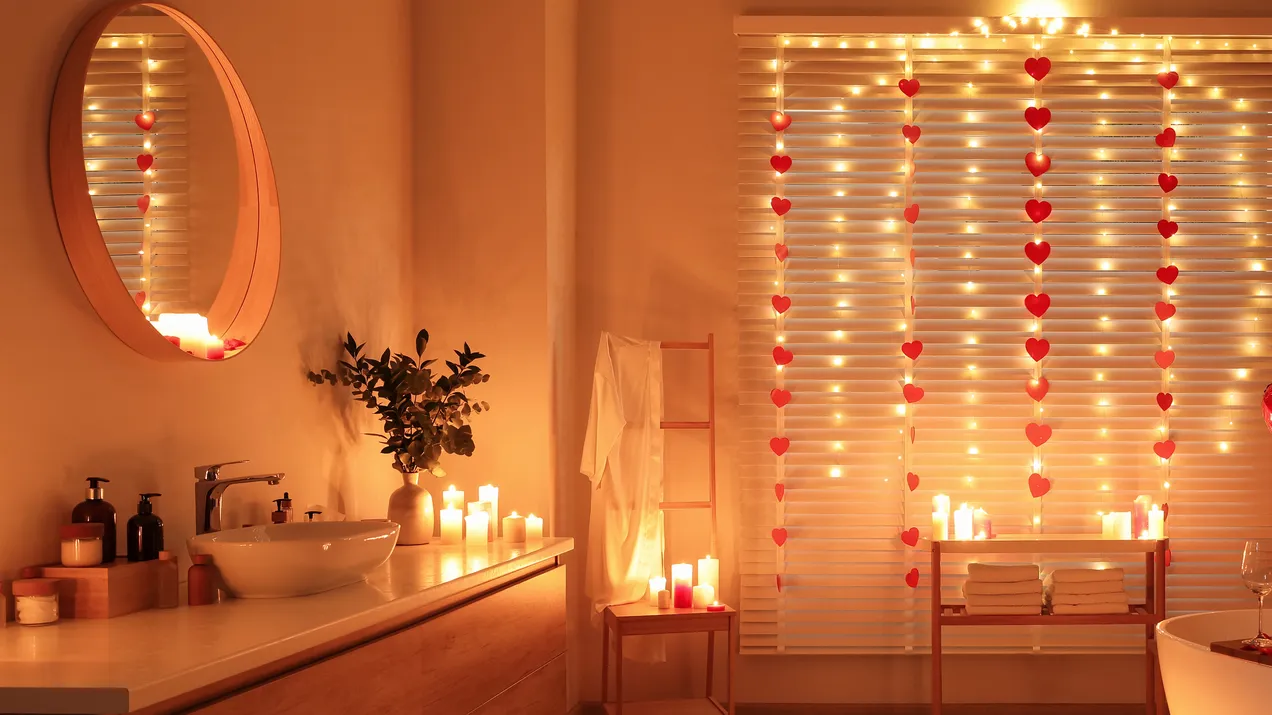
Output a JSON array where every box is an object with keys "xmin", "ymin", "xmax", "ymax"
[{"xmin": 601, "ymin": 602, "xmax": 737, "ymax": 715}]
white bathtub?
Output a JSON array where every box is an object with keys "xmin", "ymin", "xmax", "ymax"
[{"xmin": 1157, "ymin": 609, "xmax": 1272, "ymax": 714}]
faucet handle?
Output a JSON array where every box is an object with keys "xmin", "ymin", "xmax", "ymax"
[{"xmin": 195, "ymin": 460, "xmax": 249, "ymax": 481}]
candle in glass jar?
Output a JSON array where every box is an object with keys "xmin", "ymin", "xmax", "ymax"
[
  {"xmin": 525, "ymin": 513, "xmax": 543, "ymax": 542},
  {"xmin": 1148, "ymin": 505, "xmax": 1165, "ymax": 539},
  {"xmin": 933, "ymin": 494, "xmax": 951, "ymax": 515},
  {"xmin": 648, "ymin": 576, "xmax": 667, "ymax": 605},
  {"xmin": 932, "ymin": 511, "xmax": 949, "ymax": 541},
  {"xmin": 697, "ymin": 555, "xmax": 719, "ymax": 595},
  {"xmin": 464, "ymin": 512, "xmax": 489, "ymax": 544},
  {"xmin": 441, "ymin": 485, "xmax": 465, "ymax": 510},
  {"xmin": 502, "ymin": 512, "xmax": 527, "ymax": 543},
  {"xmin": 440, "ymin": 507, "xmax": 464, "ymax": 544},
  {"xmin": 973, "ymin": 508, "xmax": 992, "ymax": 539},
  {"xmin": 692, "ymin": 584, "xmax": 715, "ymax": 609},
  {"xmin": 478, "ymin": 485, "xmax": 499, "ymax": 536},
  {"xmin": 671, "ymin": 563, "xmax": 693, "ymax": 608},
  {"xmin": 1133, "ymin": 495, "xmax": 1152, "ymax": 540},
  {"xmin": 954, "ymin": 504, "xmax": 974, "ymax": 540}
]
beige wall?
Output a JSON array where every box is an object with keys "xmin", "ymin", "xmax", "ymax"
[{"xmin": 0, "ymin": 0, "xmax": 413, "ymax": 577}]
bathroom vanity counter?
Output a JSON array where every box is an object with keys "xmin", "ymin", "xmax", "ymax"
[{"xmin": 0, "ymin": 537, "xmax": 572, "ymax": 714}]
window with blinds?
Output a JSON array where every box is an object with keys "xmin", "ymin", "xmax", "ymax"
[{"xmin": 738, "ymin": 24, "xmax": 1272, "ymax": 654}]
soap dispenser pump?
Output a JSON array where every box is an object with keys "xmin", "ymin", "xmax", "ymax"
[
  {"xmin": 72, "ymin": 477, "xmax": 117, "ymax": 563},
  {"xmin": 127, "ymin": 493, "xmax": 164, "ymax": 562}
]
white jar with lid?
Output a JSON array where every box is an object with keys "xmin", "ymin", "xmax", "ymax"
[
  {"xmin": 13, "ymin": 579, "xmax": 60, "ymax": 626},
  {"xmin": 60, "ymin": 522, "xmax": 105, "ymax": 567}
]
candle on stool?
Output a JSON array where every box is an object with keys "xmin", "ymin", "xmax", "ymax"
[
  {"xmin": 478, "ymin": 485, "xmax": 499, "ymax": 537},
  {"xmin": 525, "ymin": 513, "xmax": 543, "ymax": 542},
  {"xmin": 707, "ymin": 601, "xmax": 726, "ymax": 612},
  {"xmin": 692, "ymin": 584, "xmax": 715, "ymax": 610},
  {"xmin": 464, "ymin": 512, "xmax": 489, "ymax": 545},
  {"xmin": 1148, "ymin": 505, "xmax": 1165, "ymax": 539},
  {"xmin": 1133, "ymin": 495, "xmax": 1152, "ymax": 540},
  {"xmin": 954, "ymin": 504, "xmax": 974, "ymax": 541},
  {"xmin": 1101, "ymin": 513, "xmax": 1115, "ymax": 539},
  {"xmin": 697, "ymin": 554, "xmax": 719, "ymax": 595},
  {"xmin": 648, "ymin": 577, "xmax": 667, "ymax": 605},
  {"xmin": 671, "ymin": 563, "xmax": 693, "ymax": 608},
  {"xmin": 657, "ymin": 590, "xmax": 672, "ymax": 609},
  {"xmin": 441, "ymin": 485, "xmax": 465, "ymax": 510},
  {"xmin": 933, "ymin": 494, "xmax": 951, "ymax": 515},
  {"xmin": 1115, "ymin": 511, "xmax": 1132, "ymax": 540},
  {"xmin": 502, "ymin": 512, "xmax": 527, "ymax": 543},
  {"xmin": 932, "ymin": 511, "xmax": 950, "ymax": 541},
  {"xmin": 440, "ymin": 507, "xmax": 464, "ymax": 544},
  {"xmin": 973, "ymin": 508, "xmax": 992, "ymax": 539}
]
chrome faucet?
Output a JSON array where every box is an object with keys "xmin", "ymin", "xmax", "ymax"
[{"xmin": 194, "ymin": 461, "xmax": 285, "ymax": 535}]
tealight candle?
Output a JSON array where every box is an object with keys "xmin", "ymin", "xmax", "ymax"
[
  {"xmin": 441, "ymin": 485, "xmax": 465, "ymax": 510},
  {"xmin": 205, "ymin": 337, "xmax": 225, "ymax": 360},
  {"xmin": 657, "ymin": 590, "xmax": 672, "ymax": 609},
  {"xmin": 692, "ymin": 584, "xmax": 715, "ymax": 610},
  {"xmin": 671, "ymin": 563, "xmax": 693, "ymax": 608},
  {"xmin": 954, "ymin": 504, "xmax": 974, "ymax": 541},
  {"xmin": 479, "ymin": 485, "xmax": 499, "ymax": 536},
  {"xmin": 464, "ymin": 512, "xmax": 489, "ymax": 544},
  {"xmin": 697, "ymin": 554, "xmax": 719, "ymax": 595},
  {"xmin": 932, "ymin": 511, "xmax": 950, "ymax": 541},
  {"xmin": 525, "ymin": 513, "xmax": 544, "ymax": 542},
  {"xmin": 502, "ymin": 512, "xmax": 527, "ymax": 543},
  {"xmin": 649, "ymin": 576, "xmax": 667, "ymax": 605},
  {"xmin": 707, "ymin": 601, "xmax": 726, "ymax": 612},
  {"xmin": 440, "ymin": 507, "xmax": 464, "ymax": 544}
]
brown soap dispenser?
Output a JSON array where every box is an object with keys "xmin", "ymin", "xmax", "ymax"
[{"xmin": 72, "ymin": 477, "xmax": 117, "ymax": 563}]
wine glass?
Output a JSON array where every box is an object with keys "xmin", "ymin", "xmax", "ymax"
[{"xmin": 1241, "ymin": 540, "xmax": 1272, "ymax": 647}]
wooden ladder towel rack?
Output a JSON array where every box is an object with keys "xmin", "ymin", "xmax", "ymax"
[{"xmin": 658, "ymin": 334, "xmax": 718, "ymax": 554}]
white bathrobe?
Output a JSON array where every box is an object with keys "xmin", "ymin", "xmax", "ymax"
[{"xmin": 582, "ymin": 333, "xmax": 665, "ymax": 648}]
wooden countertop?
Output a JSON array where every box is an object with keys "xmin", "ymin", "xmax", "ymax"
[{"xmin": 0, "ymin": 537, "xmax": 573, "ymax": 714}]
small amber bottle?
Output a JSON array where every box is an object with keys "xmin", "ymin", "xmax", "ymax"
[{"xmin": 187, "ymin": 554, "xmax": 218, "ymax": 606}]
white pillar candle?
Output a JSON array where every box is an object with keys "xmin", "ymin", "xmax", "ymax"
[
  {"xmin": 502, "ymin": 512, "xmax": 527, "ymax": 543},
  {"xmin": 465, "ymin": 512, "xmax": 489, "ymax": 544},
  {"xmin": 671, "ymin": 563, "xmax": 693, "ymax": 608},
  {"xmin": 440, "ymin": 507, "xmax": 464, "ymax": 544},
  {"xmin": 479, "ymin": 485, "xmax": 499, "ymax": 536},
  {"xmin": 933, "ymin": 494, "xmax": 951, "ymax": 515},
  {"xmin": 932, "ymin": 511, "xmax": 949, "ymax": 541},
  {"xmin": 1115, "ymin": 511, "xmax": 1132, "ymax": 540},
  {"xmin": 1101, "ymin": 513, "xmax": 1116, "ymax": 540},
  {"xmin": 155, "ymin": 313, "xmax": 211, "ymax": 358},
  {"xmin": 692, "ymin": 584, "xmax": 715, "ymax": 610},
  {"xmin": 1148, "ymin": 505, "xmax": 1165, "ymax": 539},
  {"xmin": 467, "ymin": 501, "xmax": 494, "ymax": 540},
  {"xmin": 441, "ymin": 485, "xmax": 465, "ymax": 510},
  {"xmin": 954, "ymin": 504, "xmax": 974, "ymax": 541},
  {"xmin": 697, "ymin": 554, "xmax": 719, "ymax": 595},
  {"xmin": 525, "ymin": 513, "xmax": 544, "ymax": 542},
  {"xmin": 648, "ymin": 576, "xmax": 667, "ymax": 605}
]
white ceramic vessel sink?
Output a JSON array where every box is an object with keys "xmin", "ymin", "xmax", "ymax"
[{"xmin": 188, "ymin": 521, "xmax": 400, "ymax": 598}]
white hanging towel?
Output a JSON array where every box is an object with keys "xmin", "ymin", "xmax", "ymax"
[{"xmin": 582, "ymin": 332, "xmax": 665, "ymax": 661}]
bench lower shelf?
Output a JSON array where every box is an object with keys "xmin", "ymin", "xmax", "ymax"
[
  {"xmin": 602, "ymin": 697, "xmax": 727, "ymax": 715},
  {"xmin": 940, "ymin": 604, "xmax": 1156, "ymax": 626}
]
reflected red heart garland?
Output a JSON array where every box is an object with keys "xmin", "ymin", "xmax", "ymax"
[
  {"xmin": 897, "ymin": 67, "xmax": 921, "ymax": 586},
  {"xmin": 1154, "ymin": 65, "xmax": 1181, "ymax": 552},
  {"xmin": 1025, "ymin": 54, "xmax": 1052, "ymax": 505}
]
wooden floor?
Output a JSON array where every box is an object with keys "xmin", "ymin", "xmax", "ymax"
[{"xmin": 579, "ymin": 705, "xmax": 1143, "ymax": 715}]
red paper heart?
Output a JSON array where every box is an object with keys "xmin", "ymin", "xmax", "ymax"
[
  {"xmin": 911, "ymin": 295, "xmax": 916, "ymax": 315},
  {"xmin": 137, "ymin": 154, "xmax": 154, "ymax": 171},
  {"xmin": 903, "ymin": 384, "xmax": 924, "ymax": 403},
  {"xmin": 771, "ymin": 197, "xmax": 791, "ymax": 216},
  {"xmin": 137, "ymin": 195, "xmax": 150, "ymax": 213},
  {"xmin": 907, "ymin": 471, "xmax": 920, "ymax": 491},
  {"xmin": 1165, "ymin": 549, "xmax": 1172, "ymax": 567},
  {"xmin": 902, "ymin": 124, "xmax": 921, "ymax": 144},
  {"xmin": 901, "ymin": 528, "xmax": 920, "ymax": 547},
  {"xmin": 1025, "ymin": 56, "xmax": 1052, "ymax": 81},
  {"xmin": 776, "ymin": 574, "xmax": 783, "ymax": 591},
  {"xmin": 1024, "ymin": 106, "xmax": 1052, "ymax": 130},
  {"xmin": 1157, "ymin": 265, "xmax": 1179, "ymax": 284},
  {"xmin": 1156, "ymin": 127, "xmax": 1177, "ymax": 148},
  {"xmin": 898, "ymin": 78, "xmax": 920, "ymax": 97},
  {"xmin": 1025, "ymin": 199, "xmax": 1052, "ymax": 223},
  {"xmin": 1024, "ymin": 293, "xmax": 1051, "ymax": 318},
  {"xmin": 1163, "ymin": 503, "xmax": 1170, "ymax": 520},
  {"xmin": 1154, "ymin": 441, "xmax": 1176, "ymax": 460},
  {"xmin": 1155, "ymin": 302, "xmax": 1177, "ymax": 321},
  {"xmin": 133, "ymin": 291, "xmax": 147, "ymax": 308},
  {"xmin": 1157, "ymin": 392, "xmax": 1174, "ymax": 411},
  {"xmin": 770, "ymin": 388, "xmax": 792, "ymax": 408},
  {"xmin": 1157, "ymin": 220, "xmax": 1178, "ymax": 239},
  {"xmin": 769, "ymin": 111, "xmax": 792, "ymax": 131},
  {"xmin": 909, "ymin": 249, "xmax": 916, "ymax": 267},
  {"xmin": 1026, "ymin": 377, "xmax": 1050, "ymax": 402},
  {"xmin": 1028, "ymin": 472, "xmax": 1052, "ymax": 498},
  {"xmin": 774, "ymin": 243, "xmax": 789, "ymax": 261},
  {"xmin": 772, "ymin": 346, "xmax": 793, "ymax": 365},
  {"xmin": 1024, "ymin": 241, "xmax": 1052, "ymax": 265},
  {"xmin": 910, "ymin": 426, "xmax": 916, "ymax": 444},
  {"xmin": 1155, "ymin": 350, "xmax": 1176, "ymax": 369},
  {"xmin": 770, "ymin": 437, "xmax": 790, "ymax": 456},
  {"xmin": 1026, "ymin": 338, "xmax": 1050, "ymax": 362},
  {"xmin": 775, "ymin": 483, "xmax": 785, "ymax": 501},
  {"xmin": 901, "ymin": 340, "xmax": 923, "ymax": 360},
  {"xmin": 1025, "ymin": 152, "xmax": 1051, "ymax": 177},
  {"xmin": 903, "ymin": 204, "xmax": 920, "ymax": 224},
  {"xmin": 772, "ymin": 527, "xmax": 788, "ymax": 546},
  {"xmin": 134, "ymin": 111, "xmax": 156, "ymax": 130},
  {"xmin": 772, "ymin": 295, "xmax": 791, "ymax": 313},
  {"xmin": 1157, "ymin": 71, "xmax": 1180, "ymax": 89},
  {"xmin": 770, "ymin": 155, "xmax": 792, "ymax": 174},
  {"xmin": 1158, "ymin": 173, "xmax": 1178, "ymax": 193},
  {"xmin": 905, "ymin": 568, "xmax": 920, "ymax": 588},
  {"xmin": 1026, "ymin": 422, "xmax": 1053, "ymax": 447}
]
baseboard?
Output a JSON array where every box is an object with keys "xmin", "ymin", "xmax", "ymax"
[{"xmin": 576, "ymin": 703, "xmax": 1142, "ymax": 715}]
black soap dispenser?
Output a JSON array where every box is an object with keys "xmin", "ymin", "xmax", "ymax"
[
  {"xmin": 127, "ymin": 493, "xmax": 165, "ymax": 562},
  {"xmin": 73, "ymin": 477, "xmax": 117, "ymax": 563}
]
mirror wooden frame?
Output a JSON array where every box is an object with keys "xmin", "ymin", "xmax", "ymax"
[{"xmin": 49, "ymin": 1, "xmax": 279, "ymax": 361}]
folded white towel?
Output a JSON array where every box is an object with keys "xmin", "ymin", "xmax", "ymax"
[
  {"xmin": 964, "ymin": 580, "xmax": 1044, "ymax": 596},
  {"xmin": 1048, "ymin": 568, "xmax": 1124, "ymax": 584},
  {"xmin": 965, "ymin": 605, "xmax": 1042, "ymax": 616},
  {"xmin": 965, "ymin": 593, "xmax": 1045, "ymax": 607},
  {"xmin": 1052, "ymin": 603, "xmax": 1129, "ymax": 615},
  {"xmin": 1049, "ymin": 592, "xmax": 1129, "ymax": 607},
  {"xmin": 1046, "ymin": 579, "xmax": 1125, "ymax": 596},
  {"xmin": 967, "ymin": 563, "xmax": 1040, "ymax": 583}
]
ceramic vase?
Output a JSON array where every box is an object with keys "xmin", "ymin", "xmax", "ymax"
[{"xmin": 387, "ymin": 471, "xmax": 434, "ymax": 545}]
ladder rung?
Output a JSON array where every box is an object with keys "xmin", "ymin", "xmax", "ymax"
[
  {"xmin": 660, "ymin": 501, "xmax": 712, "ymax": 510},
  {"xmin": 661, "ymin": 341, "xmax": 710, "ymax": 350},
  {"xmin": 661, "ymin": 421, "xmax": 710, "ymax": 430}
]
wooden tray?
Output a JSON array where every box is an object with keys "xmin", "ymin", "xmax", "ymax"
[
  {"xmin": 1211, "ymin": 639, "xmax": 1272, "ymax": 666},
  {"xmin": 33, "ymin": 560, "xmax": 161, "ymax": 618}
]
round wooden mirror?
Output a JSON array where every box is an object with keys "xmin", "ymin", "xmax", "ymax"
[{"xmin": 50, "ymin": 1, "xmax": 278, "ymax": 361}]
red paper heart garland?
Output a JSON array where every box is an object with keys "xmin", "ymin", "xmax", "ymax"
[
  {"xmin": 774, "ymin": 243, "xmax": 788, "ymax": 261},
  {"xmin": 1025, "ymin": 152, "xmax": 1051, "ymax": 177},
  {"xmin": 772, "ymin": 527, "xmax": 788, "ymax": 546},
  {"xmin": 1157, "ymin": 71, "xmax": 1179, "ymax": 89},
  {"xmin": 898, "ymin": 78, "xmax": 920, "ymax": 97},
  {"xmin": 1024, "ymin": 241, "xmax": 1051, "ymax": 265},
  {"xmin": 1153, "ymin": 73, "xmax": 1181, "ymax": 508},
  {"xmin": 901, "ymin": 340, "xmax": 923, "ymax": 360},
  {"xmin": 903, "ymin": 204, "xmax": 920, "ymax": 224},
  {"xmin": 775, "ymin": 483, "xmax": 785, "ymax": 501},
  {"xmin": 1157, "ymin": 220, "xmax": 1178, "ymax": 239},
  {"xmin": 905, "ymin": 568, "xmax": 920, "ymax": 588},
  {"xmin": 901, "ymin": 528, "xmax": 920, "ymax": 547},
  {"xmin": 1154, "ymin": 441, "xmax": 1177, "ymax": 460},
  {"xmin": 772, "ymin": 346, "xmax": 793, "ymax": 365},
  {"xmin": 770, "ymin": 437, "xmax": 790, "ymax": 456},
  {"xmin": 1025, "ymin": 56, "xmax": 1051, "ymax": 81},
  {"xmin": 771, "ymin": 197, "xmax": 791, "ymax": 216},
  {"xmin": 1028, "ymin": 472, "xmax": 1052, "ymax": 498},
  {"xmin": 1157, "ymin": 265, "xmax": 1179, "ymax": 285},
  {"xmin": 1155, "ymin": 350, "xmax": 1176, "ymax": 369},
  {"xmin": 770, "ymin": 388, "xmax": 791, "ymax": 407},
  {"xmin": 771, "ymin": 295, "xmax": 791, "ymax": 313},
  {"xmin": 1024, "ymin": 106, "xmax": 1051, "ymax": 130},
  {"xmin": 1025, "ymin": 422, "xmax": 1053, "ymax": 447},
  {"xmin": 901, "ymin": 124, "xmax": 921, "ymax": 144},
  {"xmin": 1155, "ymin": 127, "xmax": 1176, "ymax": 147},
  {"xmin": 1024, "ymin": 293, "xmax": 1051, "ymax": 318},
  {"xmin": 1026, "ymin": 377, "xmax": 1050, "ymax": 402},
  {"xmin": 1026, "ymin": 338, "xmax": 1050, "ymax": 362},
  {"xmin": 1157, "ymin": 393, "xmax": 1174, "ymax": 411},
  {"xmin": 1025, "ymin": 199, "xmax": 1052, "ymax": 223},
  {"xmin": 1158, "ymin": 173, "xmax": 1178, "ymax": 192},
  {"xmin": 134, "ymin": 111, "xmax": 156, "ymax": 130},
  {"xmin": 902, "ymin": 384, "xmax": 924, "ymax": 404},
  {"xmin": 137, "ymin": 195, "xmax": 150, "ymax": 213},
  {"xmin": 906, "ymin": 471, "xmax": 920, "ymax": 491},
  {"xmin": 770, "ymin": 155, "xmax": 792, "ymax": 174},
  {"xmin": 769, "ymin": 111, "xmax": 791, "ymax": 131},
  {"xmin": 1155, "ymin": 302, "xmax": 1177, "ymax": 321},
  {"xmin": 137, "ymin": 154, "xmax": 154, "ymax": 171}
]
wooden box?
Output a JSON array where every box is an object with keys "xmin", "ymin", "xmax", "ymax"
[{"xmin": 34, "ymin": 560, "xmax": 160, "ymax": 618}]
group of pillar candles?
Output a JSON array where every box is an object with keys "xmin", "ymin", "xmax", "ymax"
[
  {"xmin": 438, "ymin": 484, "xmax": 544, "ymax": 545},
  {"xmin": 929, "ymin": 493, "xmax": 1166, "ymax": 541},
  {"xmin": 647, "ymin": 556, "xmax": 726, "ymax": 612}
]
